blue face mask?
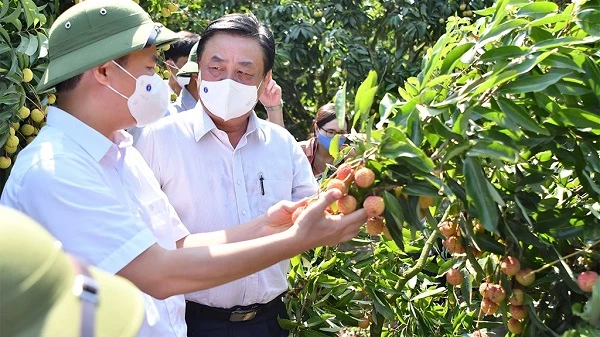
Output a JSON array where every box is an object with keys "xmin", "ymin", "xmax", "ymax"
[{"xmin": 317, "ymin": 133, "xmax": 346, "ymax": 151}]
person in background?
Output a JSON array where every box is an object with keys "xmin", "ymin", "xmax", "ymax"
[
  {"xmin": 299, "ymin": 103, "xmax": 352, "ymax": 178},
  {"xmin": 0, "ymin": 206, "xmax": 146, "ymax": 337},
  {"xmin": 0, "ymin": 2, "xmax": 367, "ymax": 336},
  {"xmin": 164, "ymin": 30, "xmax": 200, "ymax": 96},
  {"xmin": 166, "ymin": 40, "xmax": 201, "ymax": 116},
  {"xmin": 135, "ymin": 13, "xmax": 316, "ymax": 337}
]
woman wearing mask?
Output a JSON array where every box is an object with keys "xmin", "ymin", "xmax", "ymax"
[{"xmin": 299, "ymin": 103, "xmax": 352, "ymax": 178}]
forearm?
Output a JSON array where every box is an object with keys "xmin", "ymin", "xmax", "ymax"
[
  {"xmin": 160, "ymin": 229, "xmax": 305, "ymax": 298},
  {"xmin": 177, "ymin": 215, "xmax": 267, "ymax": 247}
]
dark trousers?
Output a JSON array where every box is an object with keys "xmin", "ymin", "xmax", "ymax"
[{"xmin": 185, "ymin": 298, "xmax": 289, "ymax": 337}]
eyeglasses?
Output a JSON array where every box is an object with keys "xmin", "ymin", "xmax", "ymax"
[{"xmin": 319, "ymin": 128, "xmax": 347, "ymax": 138}]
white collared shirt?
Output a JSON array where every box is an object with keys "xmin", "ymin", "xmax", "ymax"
[
  {"xmin": 1, "ymin": 107, "xmax": 189, "ymax": 337},
  {"xmin": 136, "ymin": 106, "xmax": 318, "ymax": 308},
  {"xmin": 167, "ymin": 85, "xmax": 197, "ymax": 116}
]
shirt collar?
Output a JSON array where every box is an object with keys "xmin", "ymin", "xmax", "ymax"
[
  {"xmin": 46, "ymin": 106, "xmax": 114, "ymax": 163},
  {"xmin": 192, "ymin": 106, "xmax": 265, "ymax": 142}
]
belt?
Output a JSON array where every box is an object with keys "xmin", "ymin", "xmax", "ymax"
[{"xmin": 186, "ymin": 293, "xmax": 285, "ymax": 322}]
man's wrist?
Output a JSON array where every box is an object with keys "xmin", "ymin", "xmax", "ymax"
[{"xmin": 264, "ymin": 103, "xmax": 283, "ymax": 112}]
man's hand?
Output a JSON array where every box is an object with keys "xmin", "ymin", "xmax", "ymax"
[
  {"xmin": 262, "ymin": 198, "xmax": 308, "ymax": 236},
  {"xmin": 293, "ymin": 189, "xmax": 368, "ymax": 248},
  {"xmin": 259, "ymin": 79, "xmax": 282, "ymax": 108}
]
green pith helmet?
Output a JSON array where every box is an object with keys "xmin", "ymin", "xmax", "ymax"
[
  {"xmin": 38, "ymin": 0, "xmax": 179, "ymax": 91},
  {"xmin": 176, "ymin": 40, "xmax": 199, "ymax": 77}
]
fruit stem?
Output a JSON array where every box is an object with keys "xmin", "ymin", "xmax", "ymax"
[{"xmin": 529, "ymin": 239, "xmax": 600, "ymax": 276}]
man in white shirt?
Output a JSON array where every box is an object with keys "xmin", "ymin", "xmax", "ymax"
[
  {"xmin": 0, "ymin": 2, "xmax": 367, "ymax": 337},
  {"xmin": 135, "ymin": 13, "xmax": 315, "ymax": 337}
]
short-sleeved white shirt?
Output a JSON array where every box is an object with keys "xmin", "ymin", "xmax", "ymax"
[
  {"xmin": 136, "ymin": 106, "xmax": 318, "ymax": 308},
  {"xmin": 0, "ymin": 107, "xmax": 189, "ymax": 337}
]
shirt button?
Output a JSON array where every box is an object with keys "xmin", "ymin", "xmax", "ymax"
[
  {"xmin": 236, "ymin": 180, "xmax": 241, "ymax": 185},
  {"xmin": 242, "ymin": 210, "xmax": 248, "ymax": 215}
]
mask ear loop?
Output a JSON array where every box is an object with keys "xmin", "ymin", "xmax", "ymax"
[{"xmin": 106, "ymin": 61, "xmax": 138, "ymax": 100}]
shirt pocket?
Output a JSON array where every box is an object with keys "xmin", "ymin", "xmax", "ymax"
[{"xmin": 257, "ymin": 173, "xmax": 293, "ymax": 214}]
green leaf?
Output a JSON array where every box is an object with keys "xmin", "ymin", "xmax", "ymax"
[
  {"xmin": 365, "ymin": 284, "xmax": 395, "ymax": 319},
  {"xmin": 0, "ymin": 0, "xmax": 10, "ymax": 20},
  {"xmin": 577, "ymin": 2, "xmax": 600, "ymax": 37},
  {"xmin": 463, "ymin": 157, "xmax": 499, "ymax": 234},
  {"xmin": 411, "ymin": 287, "xmax": 446, "ymax": 301},
  {"xmin": 354, "ymin": 70, "xmax": 378, "ymax": 125},
  {"xmin": 516, "ymin": 2, "xmax": 558, "ymax": 19},
  {"xmin": 460, "ymin": 271, "xmax": 473, "ymax": 305},
  {"xmin": 376, "ymin": 93, "xmax": 400, "ymax": 128},
  {"xmin": 0, "ymin": 1, "xmax": 21, "ymax": 30},
  {"xmin": 480, "ymin": 46, "xmax": 528, "ymax": 63},
  {"xmin": 553, "ymin": 108, "xmax": 600, "ymax": 132},
  {"xmin": 24, "ymin": 33, "xmax": 38, "ymax": 56},
  {"xmin": 500, "ymin": 68, "xmax": 573, "ymax": 94},
  {"xmin": 467, "ymin": 139, "xmax": 519, "ymax": 163},
  {"xmin": 477, "ymin": 19, "xmax": 529, "ymax": 47},
  {"xmin": 334, "ymin": 83, "xmax": 347, "ymax": 129},
  {"xmin": 582, "ymin": 56, "xmax": 600, "ymax": 98},
  {"xmin": 383, "ymin": 191, "xmax": 405, "ymax": 250},
  {"xmin": 439, "ymin": 42, "xmax": 474, "ymax": 74},
  {"xmin": 540, "ymin": 53, "xmax": 585, "ymax": 73},
  {"xmin": 380, "ymin": 127, "xmax": 435, "ymax": 173},
  {"xmin": 328, "ymin": 134, "xmax": 340, "ymax": 158},
  {"xmin": 496, "ymin": 97, "xmax": 550, "ymax": 135}
]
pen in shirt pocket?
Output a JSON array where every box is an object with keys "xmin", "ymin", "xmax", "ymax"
[{"xmin": 259, "ymin": 174, "xmax": 265, "ymax": 195}]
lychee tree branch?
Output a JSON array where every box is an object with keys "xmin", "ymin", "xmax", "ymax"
[
  {"xmin": 528, "ymin": 239, "xmax": 600, "ymax": 276},
  {"xmin": 397, "ymin": 228, "xmax": 442, "ymax": 290}
]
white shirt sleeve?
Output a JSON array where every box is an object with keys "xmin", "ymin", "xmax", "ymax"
[
  {"xmin": 289, "ymin": 135, "xmax": 319, "ymax": 201},
  {"xmin": 15, "ymin": 154, "xmax": 156, "ymax": 274}
]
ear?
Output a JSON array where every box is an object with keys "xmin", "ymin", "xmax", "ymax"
[{"xmin": 91, "ymin": 61, "xmax": 114, "ymax": 86}]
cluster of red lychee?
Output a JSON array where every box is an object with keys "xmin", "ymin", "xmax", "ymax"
[
  {"xmin": 292, "ymin": 164, "xmax": 387, "ymax": 235},
  {"xmin": 438, "ymin": 217, "xmax": 484, "ymax": 257}
]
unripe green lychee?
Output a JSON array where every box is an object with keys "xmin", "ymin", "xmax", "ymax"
[
  {"xmin": 515, "ymin": 269, "xmax": 535, "ymax": 287},
  {"xmin": 19, "ymin": 106, "xmax": 30, "ymax": 119},
  {"xmin": 20, "ymin": 124, "xmax": 35, "ymax": 136},
  {"xmin": 5, "ymin": 135, "xmax": 19, "ymax": 148},
  {"xmin": 0, "ymin": 156, "xmax": 11, "ymax": 169},
  {"xmin": 31, "ymin": 108, "xmax": 44, "ymax": 123},
  {"xmin": 22, "ymin": 68, "xmax": 33, "ymax": 82}
]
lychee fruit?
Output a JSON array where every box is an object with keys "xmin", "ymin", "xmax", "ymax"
[
  {"xmin": 365, "ymin": 217, "xmax": 384, "ymax": 236},
  {"xmin": 444, "ymin": 236, "xmax": 465, "ymax": 254},
  {"xmin": 481, "ymin": 298, "xmax": 498, "ymax": 315},
  {"xmin": 479, "ymin": 282, "xmax": 491, "ymax": 298},
  {"xmin": 337, "ymin": 195, "xmax": 357, "ymax": 215},
  {"xmin": 381, "ymin": 226, "xmax": 392, "ymax": 240},
  {"xmin": 31, "ymin": 109, "xmax": 44, "ymax": 123},
  {"xmin": 577, "ymin": 271, "xmax": 598, "ymax": 293},
  {"xmin": 47, "ymin": 93, "xmax": 56, "ymax": 104},
  {"xmin": 509, "ymin": 305, "xmax": 528, "ymax": 320},
  {"xmin": 0, "ymin": 156, "xmax": 11, "ymax": 169},
  {"xmin": 487, "ymin": 284, "xmax": 506, "ymax": 304},
  {"xmin": 20, "ymin": 124, "xmax": 35, "ymax": 136},
  {"xmin": 22, "ymin": 68, "xmax": 33, "ymax": 82},
  {"xmin": 354, "ymin": 167, "xmax": 375, "ymax": 188},
  {"xmin": 326, "ymin": 179, "xmax": 348, "ymax": 195},
  {"xmin": 336, "ymin": 163, "xmax": 354, "ymax": 182},
  {"xmin": 5, "ymin": 135, "xmax": 19, "ymax": 148},
  {"xmin": 363, "ymin": 196, "xmax": 385, "ymax": 217},
  {"xmin": 509, "ymin": 289, "xmax": 524, "ymax": 306},
  {"xmin": 438, "ymin": 220, "xmax": 457, "ymax": 238},
  {"xmin": 507, "ymin": 318, "xmax": 523, "ymax": 334},
  {"xmin": 18, "ymin": 106, "xmax": 30, "ymax": 119},
  {"xmin": 515, "ymin": 269, "xmax": 535, "ymax": 287},
  {"xmin": 357, "ymin": 317, "xmax": 370, "ymax": 329},
  {"xmin": 501, "ymin": 256, "xmax": 521, "ymax": 276},
  {"xmin": 446, "ymin": 268, "xmax": 464, "ymax": 286}
]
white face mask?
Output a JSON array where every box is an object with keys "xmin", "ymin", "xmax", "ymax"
[
  {"xmin": 176, "ymin": 76, "xmax": 190, "ymax": 88},
  {"xmin": 106, "ymin": 61, "xmax": 169, "ymax": 127},
  {"xmin": 199, "ymin": 78, "xmax": 261, "ymax": 121}
]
